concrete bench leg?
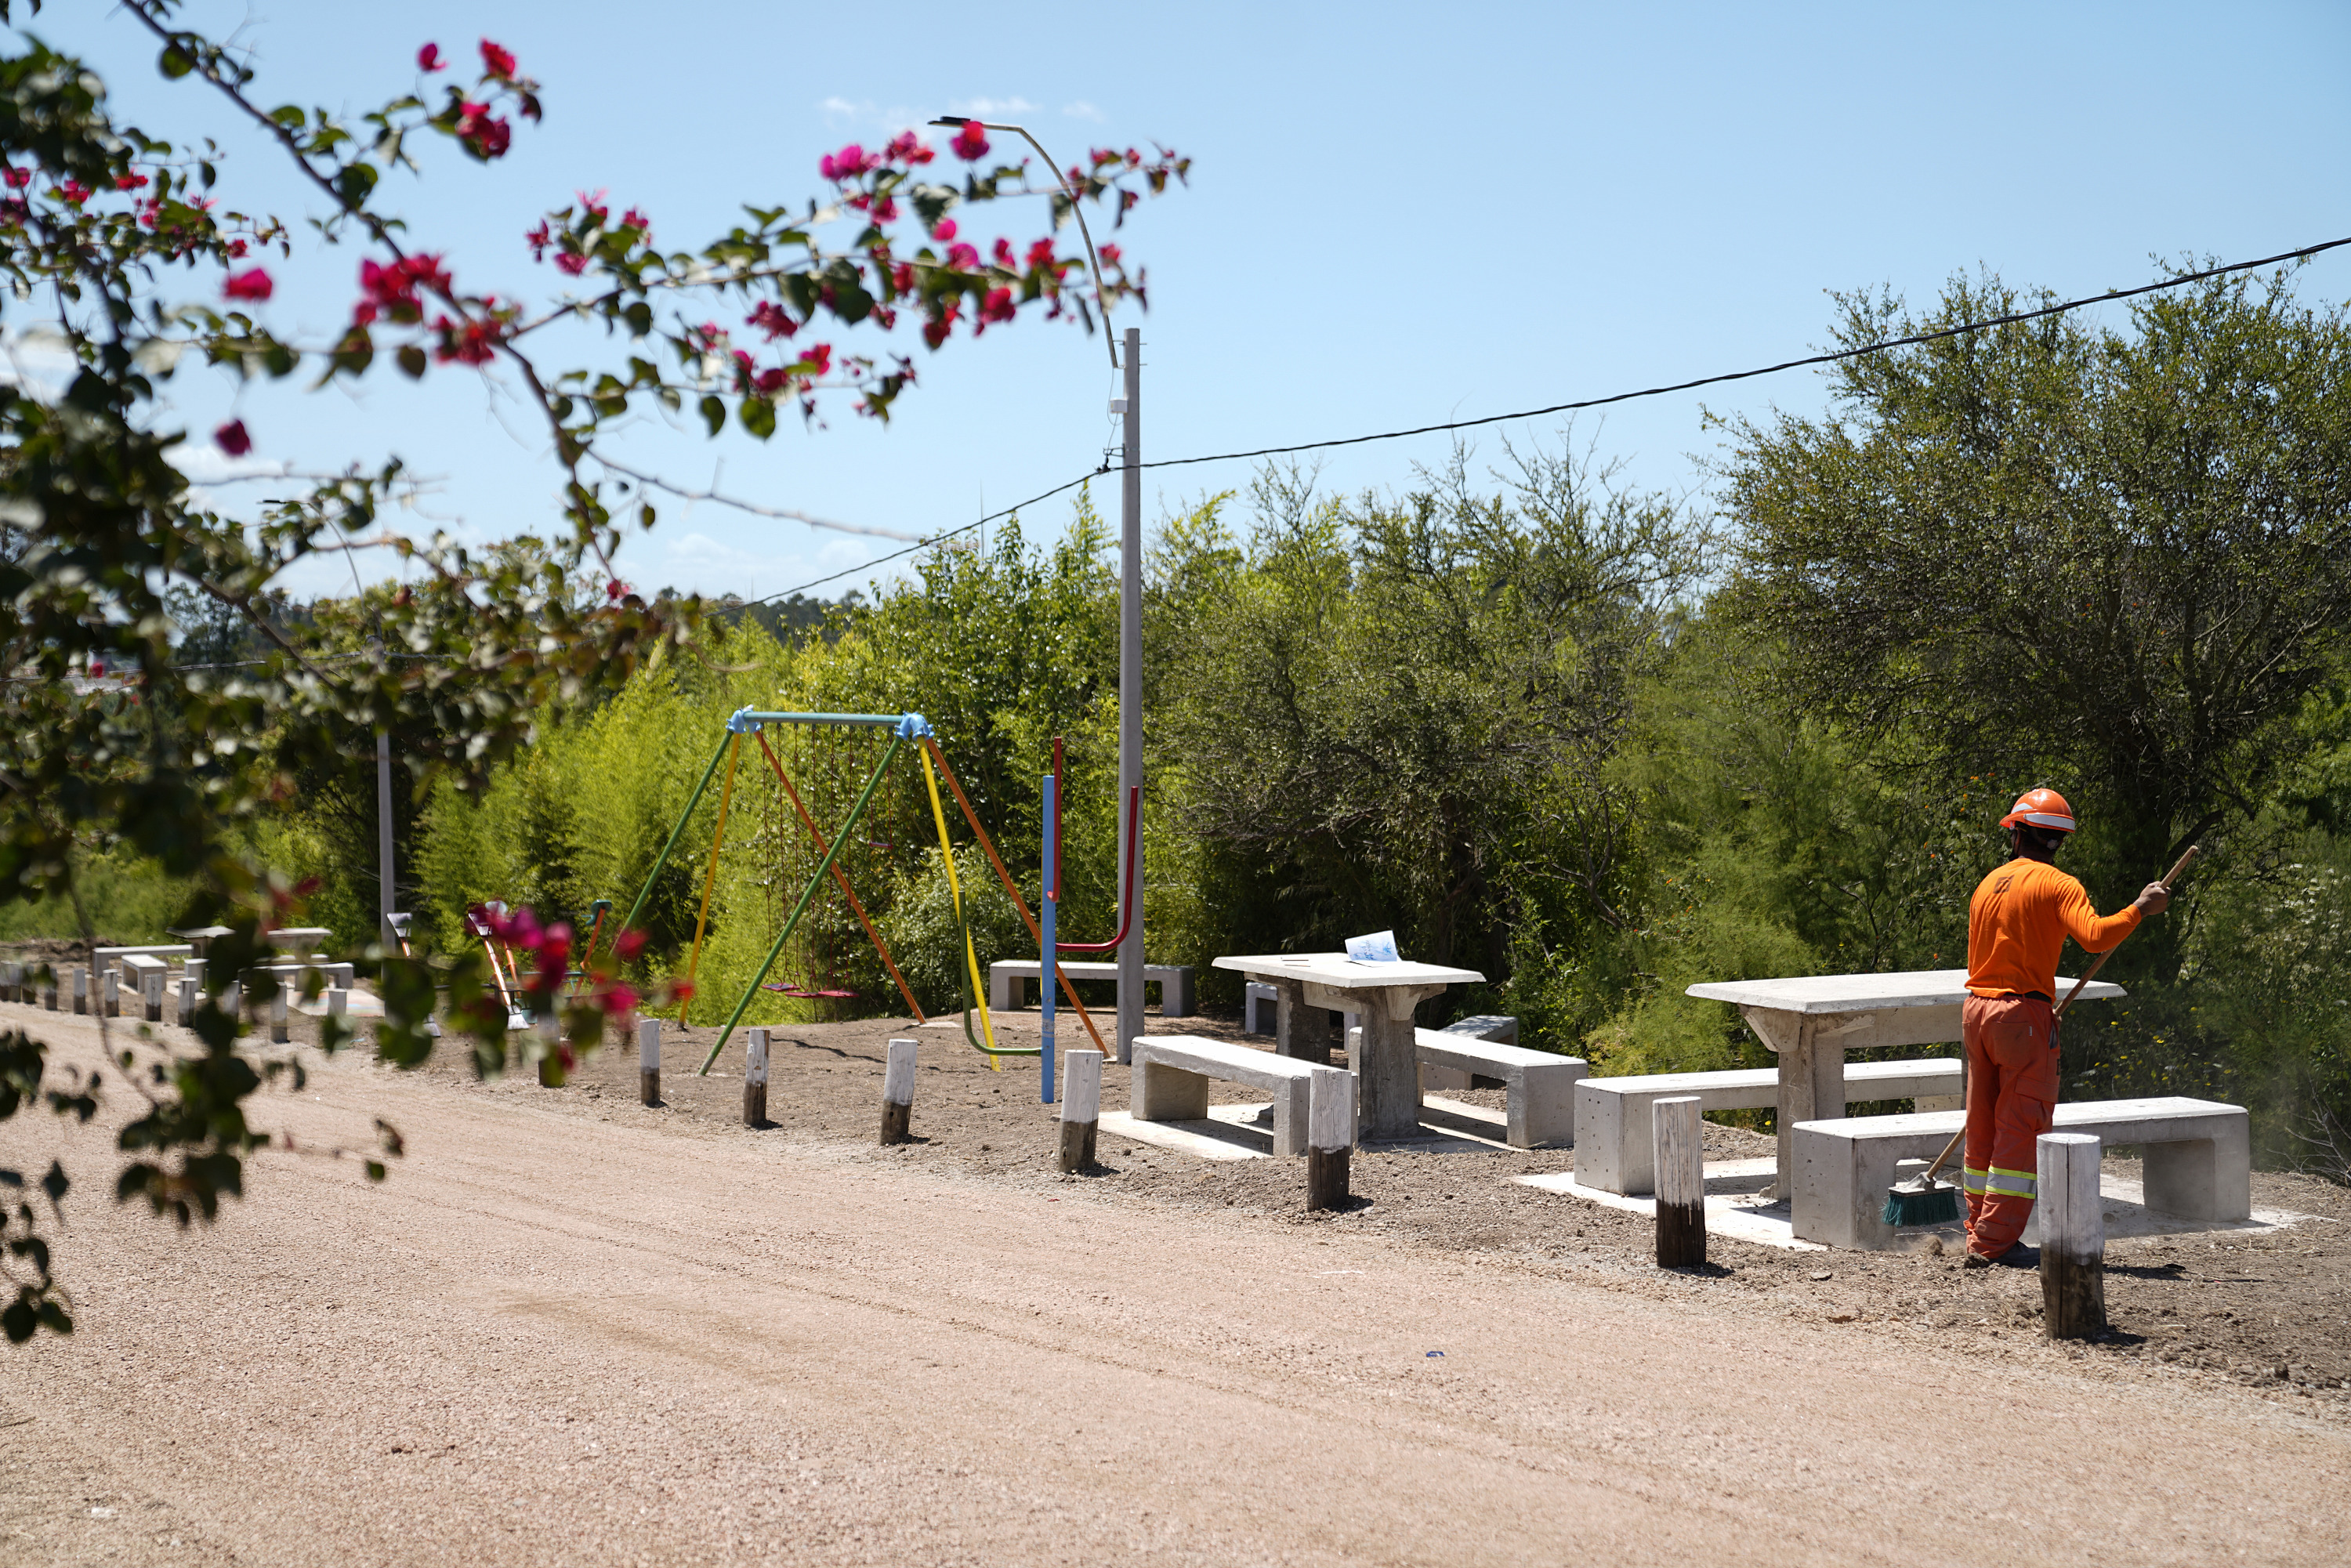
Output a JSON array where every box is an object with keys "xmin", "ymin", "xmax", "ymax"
[
  {"xmin": 1271, "ymin": 1076, "xmax": 1307, "ymax": 1157},
  {"xmin": 2145, "ymin": 1128, "xmax": 2251, "ymax": 1222},
  {"xmin": 1509, "ymin": 1063, "xmax": 1580, "ymax": 1150},
  {"xmin": 1135, "ymin": 1059, "xmax": 1209, "ymax": 1123},
  {"xmin": 990, "ymin": 968, "xmax": 1017, "ymax": 1012},
  {"xmin": 1161, "ymin": 969, "xmax": 1194, "ymax": 1018},
  {"xmin": 1272, "ymin": 979, "xmax": 1328, "ymax": 1066}
]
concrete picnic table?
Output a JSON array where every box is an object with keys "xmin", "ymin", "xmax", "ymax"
[
  {"xmin": 1212, "ymin": 953, "xmax": 1483, "ymax": 1141},
  {"xmin": 1684, "ymin": 967, "xmax": 2127, "ymax": 1197}
]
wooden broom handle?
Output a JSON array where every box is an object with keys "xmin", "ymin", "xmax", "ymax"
[
  {"xmin": 2053, "ymin": 844, "xmax": 2199, "ymax": 1020},
  {"xmin": 1925, "ymin": 843, "xmax": 2200, "ymax": 1183}
]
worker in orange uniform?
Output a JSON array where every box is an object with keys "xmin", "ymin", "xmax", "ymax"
[{"xmin": 1962, "ymin": 788, "xmax": 2170, "ymax": 1267}]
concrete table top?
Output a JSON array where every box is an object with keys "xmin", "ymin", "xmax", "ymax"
[
  {"xmin": 1212, "ymin": 954, "xmax": 1484, "ymax": 990},
  {"xmin": 1686, "ymin": 967, "xmax": 2125, "ymax": 1014},
  {"xmin": 1212, "ymin": 954, "xmax": 1483, "ymax": 1141}
]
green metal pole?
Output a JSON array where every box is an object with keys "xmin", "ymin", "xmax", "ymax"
[
  {"xmin": 603, "ymin": 726, "xmax": 735, "ymax": 961},
  {"xmin": 700, "ymin": 732, "xmax": 905, "ymax": 1072}
]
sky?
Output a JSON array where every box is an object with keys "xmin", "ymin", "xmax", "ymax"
[{"xmin": 12, "ymin": 1, "xmax": 2350, "ymax": 605}]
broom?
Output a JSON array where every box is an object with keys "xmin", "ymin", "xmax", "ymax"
[{"xmin": 1882, "ymin": 844, "xmax": 2201, "ymax": 1228}]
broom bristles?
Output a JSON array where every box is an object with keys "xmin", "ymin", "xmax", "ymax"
[{"xmin": 1882, "ymin": 1182, "xmax": 1962, "ymax": 1228}]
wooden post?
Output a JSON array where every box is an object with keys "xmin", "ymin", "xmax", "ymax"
[
  {"xmin": 270, "ymin": 987, "xmax": 288, "ymax": 1044},
  {"xmin": 1306, "ymin": 1065, "xmax": 1353, "ymax": 1211},
  {"xmin": 1059, "ymin": 1048, "xmax": 1102, "ymax": 1171},
  {"xmin": 1653, "ymin": 1094, "xmax": 1706, "ymax": 1267},
  {"xmin": 743, "ymin": 1026, "xmax": 769, "ymax": 1127},
  {"xmin": 176, "ymin": 976, "xmax": 195, "ymax": 1023},
  {"xmin": 71, "ymin": 966, "xmax": 86, "ymax": 1016},
  {"xmin": 638, "ymin": 1017, "xmax": 661, "ymax": 1106},
  {"xmin": 219, "ymin": 981, "xmax": 241, "ymax": 1030},
  {"xmin": 880, "ymin": 1037, "xmax": 916, "ymax": 1144},
  {"xmin": 41, "ymin": 969, "xmax": 57, "ymax": 1011},
  {"xmin": 143, "ymin": 969, "xmax": 163, "ymax": 1023},
  {"xmin": 2039, "ymin": 1132, "xmax": 2106, "ymax": 1339}
]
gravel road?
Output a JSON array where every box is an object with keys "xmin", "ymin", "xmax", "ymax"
[{"xmin": 5, "ymin": 1006, "xmax": 2348, "ymax": 1566}]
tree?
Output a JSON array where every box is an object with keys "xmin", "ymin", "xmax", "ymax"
[
  {"xmin": 1721, "ymin": 266, "xmax": 2351, "ymax": 965},
  {"xmin": 1149, "ymin": 445, "xmax": 1706, "ymax": 999},
  {"xmin": 0, "ymin": 1, "xmax": 1187, "ymax": 1342}
]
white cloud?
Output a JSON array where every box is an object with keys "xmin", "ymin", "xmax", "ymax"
[
  {"xmin": 1061, "ymin": 100, "xmax": 1105, "ymax": 123},
  {"xmin": 948, "ymin": 96, "xmax": 1040, "ymax": 119}
]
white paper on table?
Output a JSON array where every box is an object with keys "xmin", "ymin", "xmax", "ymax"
[{"xmin": 1344, "ymin": 930, "xmax": 1399, "ymax": 962}]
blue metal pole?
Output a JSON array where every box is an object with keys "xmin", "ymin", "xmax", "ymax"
[{"xmin": 1041, "ymin": 772, "xmax": 1057, "ymax": 1105}]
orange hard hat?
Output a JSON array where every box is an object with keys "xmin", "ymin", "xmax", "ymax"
[{"xmin": 1999, "ymin": 787, "xmax": 2076, "ymax": 833}]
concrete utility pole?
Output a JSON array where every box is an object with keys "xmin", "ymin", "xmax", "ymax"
[
  {"xmin": 376, "ymin": 729, "xmax": 397, "ymax": 950},
  {"xmin": 1117, "ymin": 326, "xmax": 1143, "ymax": 1066}
]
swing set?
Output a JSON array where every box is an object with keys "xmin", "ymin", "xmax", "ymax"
[{"xmin": 594, "ymin": 708, "xmax": 1125, "ymax": 1095}]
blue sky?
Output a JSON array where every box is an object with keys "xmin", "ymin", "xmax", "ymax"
[{"xmin": 15, "ymin": 2, "xmax": 2350, "ymax": 603}]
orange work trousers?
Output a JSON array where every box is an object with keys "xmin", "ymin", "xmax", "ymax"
[{"xmin": 1962, "ymin": 993, "xmax": 2059, "ymax": 1257}]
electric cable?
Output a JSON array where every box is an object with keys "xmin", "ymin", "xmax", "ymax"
[{"xmin": 697, "ymin": 231, "xmax": 2351, "ymax": 608}]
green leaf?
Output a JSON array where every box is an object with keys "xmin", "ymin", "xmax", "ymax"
[
  {"xmin": 158, "ymin": 45, "xmax": 194, "ymax": 80},
  {"xmin": 333, "ymin": 162, "xmax": 378, "ymax": 209},
  {"xmin": 397, "ymin": 345, "xmax": 427, "ymax": 378},
  {"xmin": 739, "ymin": 395, "xmax": 776, "ymax": 440},
  {"xmin": 623, "ymin": 301, "xmax": 653, "ymax": 338},
  {"xmin": 700, "ymin": 394, "xmax": 726, "ymax": 436}
]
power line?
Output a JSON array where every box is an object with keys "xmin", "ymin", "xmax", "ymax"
[{"xmin": 749, "ymin": 232, "xmax": 2351, "ymax": 605}]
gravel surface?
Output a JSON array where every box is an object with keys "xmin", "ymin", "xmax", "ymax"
[{"xmin": 5, "ymin": 1000, "xmax": 2348, "ymax": 1565}]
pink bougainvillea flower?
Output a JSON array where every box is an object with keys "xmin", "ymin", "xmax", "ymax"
[
  {"xmin": 223, "ymin": 267, "xmax": 273, "ymax": 302},
  {"xmin": 932, "ymin": 216, "xmax": 957, "ymax": 241},
  {"xmin": 944, "ymin": 241, "xmax": 980, "ymax": 271},
  {"xmin": 614, "ymin": 928, "xmax": 648, "ymax": 962},
  {"xmin": 2, "ymin": 167, "xmax": 29, "ymax": 190},
  {"xmin": 801, "ymin": 343, "xmax": 833, "ymax": 376},
  {"xmin": 524, "ymin": 220, "xmax": 550, "ymax": 259},
  {"xmin": 1024, "ymin": 237, "xmax": 1058, "ymax": 270},
  {"xmin": 747, "ymin": 301, "xmax": 797, "ymax": 340},
  {"xmin": 621, "ymin": 208, "xmax": 650, "ymax": 232},
  {"xmin": 670, "ymin": 980, "xmax": 695, "ymax": 1004},
  {"xmin": 479, "ymin": 38, "xmax": 517, "ymax": 78},
  {"xmin": 991, "ymin": 236, "xmax": 1016, "ymax": 269},
  {"xmin": 555, "ymin": 252, "xmax": 588, "ymax": 276},
  {"xmin": 978, "ymin": 287, "xmax": 1016, "ymax": 328},
  {"xmin": 455, "ymin": 101, "xmax": 511, "ymax": 160},
  {"xmin": 1098, "ymin": 242, "xmax": 1121, "ymax": 266},
  {"xmin": 605, "ymin": 578, "xmax": 634, "ymax": 601},
  {"xmin": 576, "ymin": 189, "xmax": 609, "ymax": 224},
  {"xmin": 58, "ymin": 179, "xmax": 90, "ymax": 205},
  {"xmin": 597, "ymin": 983, "xmax": 637, "ymax": 1016},
  {"xmin": 418, "ymin": 42, "xmax": 445, "ymax": 72},
  {"xmin": 214, "ymin": 419, "xmax": 252, "ymax": 456},
  {"xmin": 752, "ymin": 367, "xmax": 788, "ymax": 395},
  {"xmin": 818, "ymin": 143, "xmax": 876, "ymax": 183},
  {"xmin": 950, "ymin": 121, "xmax": 990, "ymax": 161},
  {"xmin": 114, "ymin": 172, "xmax": 148, "ymax": 190}
]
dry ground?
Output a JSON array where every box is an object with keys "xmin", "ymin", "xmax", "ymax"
[{"xmin": 3, "ymin": 998, "xmax": 2347, "ymax": 1566}]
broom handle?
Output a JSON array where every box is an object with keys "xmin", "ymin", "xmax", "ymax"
[{"xmin": 1922, "ymin": 842, "xmax": 2201, "ymax": 1183}]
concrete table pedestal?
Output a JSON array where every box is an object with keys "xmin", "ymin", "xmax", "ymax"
[{"xmin": 1212, "ymin": 954, "xmax": 1482, "ymax": 1143}]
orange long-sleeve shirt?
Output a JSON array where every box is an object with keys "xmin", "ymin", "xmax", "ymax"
[{"xmin": 1966, "ymin": 857, "xmax": 2141, "ymax": 998}]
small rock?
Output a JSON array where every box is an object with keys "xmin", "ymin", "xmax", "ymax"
[
  {"xmin": 1826, "ymin": 1313, "xmax": 1857, "ymax": 1324},
  {"xmin": 1809, "ymin": 1269, "xmax": 1833, "ymax": 1281}
]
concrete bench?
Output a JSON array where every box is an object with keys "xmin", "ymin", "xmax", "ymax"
[
  {"xmin": 991, "ymin": 959, "xmax": 1194, "ymax": 1016},
  {"xmin": 1575, "ymin": 1058, "xmax": 1965, "ymax": 1195},
  {"xmin": 1131, "ymin": 1035, "xmax": 1324, "ymax": 1156},
  {"xmin": 1791, "ymin": 1096, "xmax": 2251, "ymax": 1251},
  {"xmin": 1244, "ymin": 981, "xmax": 1279, "ymax": 1035},
  {"xmin": 1414, "ymin": 1023, "xmax": 1585, "ymax": 1149}
]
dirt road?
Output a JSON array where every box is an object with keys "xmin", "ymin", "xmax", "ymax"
[{"xmin": 5, "ymin": 1009, "xmax": 2347, "ymax": 1566}]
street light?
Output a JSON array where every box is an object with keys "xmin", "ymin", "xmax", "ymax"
[
  {"xmin": 928, "ymin": 116, "xmax": 1118, "ymax": 368},
  {"xmin": 929, "ymin": 113, "xmax": 1143, "ymax": 1068}
]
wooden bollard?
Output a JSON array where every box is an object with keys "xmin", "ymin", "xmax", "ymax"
[
  {"xmin": 1305, "ymin": 1065, "xmax": 1354, "ymax": 1211},
  {"xmin": 41, "ymin": 970, "xmax": 57, "ymax": 1011},
  {"xmin": 637, "ymin": 1017, "xmax": 661, "ymax": 1106},
  {"xmin": 2038, "ymin": 1132, "xmax": 2106, "ymax": 1339},
  {"xmin": 270, "ymin": 987, "xmax": 289, "ymax": 1044},
  {"xmin": 1058, "ymin": 1049, "xmax": 1102, "ymax": 1171},
  {"xmin": 1652, "ymin": 1094, "xmax": 1706, "ymax": 1267},
  {"xmin": 534, "ymin": 1013, "xmax": 563, "ymax": 1087},
  {"xmin": 743, "ymin": 1027, "xmax": 770, "ymax": 1127},
  {"xmin": 879, "ymin": 1037, "xmax": 916, "ymax": 1143},
  {"xmin": 103, "ymin": 964, "xmax": 120, "ymax": 1018},
  {"xmin": 143, "ymin": 970, "xmax": 164, "ymax": 1023},
  {"xmin": 176, "ymin": 976, "xmax": 196, "ymax": 1023},
  {"xmin": 219, "ymin": 980, "xmax": 241, "ymax": 1030},
  {"xmin": 71, "ymin": 966, "xmax": 86, "ymax": 1016}
]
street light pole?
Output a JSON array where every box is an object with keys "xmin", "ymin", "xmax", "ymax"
[{"xmin": 929, "ymin": 114, "xmax": 1146, "ymax": 1062}]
